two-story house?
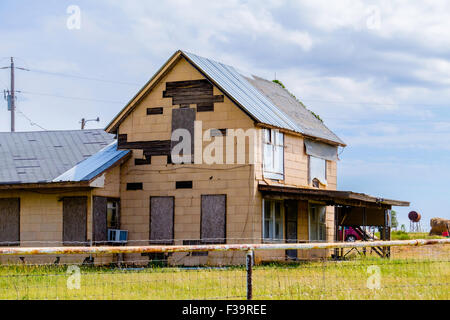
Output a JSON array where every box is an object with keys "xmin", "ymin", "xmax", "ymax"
[{"xmin": 0, "ymin": 50, "xmax": 409, "ymax": 265}]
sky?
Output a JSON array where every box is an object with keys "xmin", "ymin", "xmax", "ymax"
[{"xmin": 1, "ymin": 0, "xmax": 450, "ymax": 230}]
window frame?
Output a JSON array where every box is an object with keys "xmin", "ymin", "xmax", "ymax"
[
  {"xmin": 308, "ymin": 204, "xmax": 327, "ymax": 242},
  {"xmin": 262, "ymin": 199, "xmax": 285, "ymax": 242},
  {"xmin": 263, "ymin": 129, "xmax": 285, "ymax": 180},
  {"xmin": 106, "ymin": 199, "xmax": 120, "ymax": 230},
  {"xmin": 308, "ymin": 155, "xmax": 327, "ymax": 186},
  {"xmin": 200, "ymin": 194, "xmax": 227, "ymax": 244}
]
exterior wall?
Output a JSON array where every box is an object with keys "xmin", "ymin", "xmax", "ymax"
[
  {"xmin": 92, "ymin": 166, "xmax": 121, "ymax": 198},
  {"xmin": 116, "ymin": 57, "xmax": 340, "ymax": 264},
  {"xmin": 117, "ymin": 57, "xmax": 259, "ymax": 265},
  {"xmin": 284, "ymin": 134, "xmax": 309, "ymax": 187},
  {"xmin": 0, "ymin": 56, "xmax": 341, "ymax": 265},
  {"xmin": 254, "ymin": 130, "xmax": 338, "ymax": 262},
  {"xmin": 0, "ymin": 166, "xmax": 121, "ymax": 265}
]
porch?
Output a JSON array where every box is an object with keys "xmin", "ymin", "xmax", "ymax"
[{"xmin": 258, "ymin": 184, "xmax": 410, "ymax": 259}]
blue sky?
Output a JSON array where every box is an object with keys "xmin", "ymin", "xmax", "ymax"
[{"xmin": 1, "ymin": 1, "xmax": 450, "ymax": 229}]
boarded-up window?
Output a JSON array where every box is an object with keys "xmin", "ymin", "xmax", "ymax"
[
  {"xmin": 171, "ymin": 108, "xmax": 195, "ymax": 164},
  {"xmin": 201, "ymin": 195, "xmax": 226, "ymax": 244},
  {"xmin": 150, "ymin": 197, "xmax": 174, "ymax": 245},
  {"xmin": 63, "ymin": 197, "xmax": 87, "ymax": 246},
  {"xmin": 0, "ymin": 198, "xmax": 20, "ymax": 246},
  {"xmin": 93, "ymin": 196, "xmax": 108, "ymax": 244}
]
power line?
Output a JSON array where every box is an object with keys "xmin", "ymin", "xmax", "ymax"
[
  {"xmin": 27, "ymin": 69, "xmax": 141, "ymax": 86},
  {"xmin": 20, "ymin": 90, "xmax": 125, "ymax": 104},
  {"xmin": 16, "ymin": 108, "xmax": 47, "ymax": 131}
]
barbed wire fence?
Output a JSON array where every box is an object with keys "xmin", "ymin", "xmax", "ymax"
[{"xmin": 0, "ymin": 239, "xmax": 448, "ymax": 300}]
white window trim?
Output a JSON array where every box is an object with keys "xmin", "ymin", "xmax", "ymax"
[
  {"xmin": 263, "ymin": 129, "xmax": 284, "ymax": 180},
  {"xmin": 262, "ymin": 199, "xmax": 285, "ymax": 242},
  {"xmin": 308, "ymin": 204, "xmax": 327, "ymax": 242},
  {"xmin": 309, "ymin": 155, "xmax": 327, "ymax": 186}
]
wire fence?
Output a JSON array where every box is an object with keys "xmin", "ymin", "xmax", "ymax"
[{"xmin": 0, "ymin": 239, "xmax": 448, "ymax": 300}]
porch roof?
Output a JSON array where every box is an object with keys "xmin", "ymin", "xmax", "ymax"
[{"xmin": 258, "ymin": 184, "xmax": 410, "ymax": 209}]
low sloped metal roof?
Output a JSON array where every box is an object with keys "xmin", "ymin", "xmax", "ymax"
[
  {"xmin": 183, "ymin": 51, "xmax": 345, "ymax": 146},
  {"xmin": 53, "ymin": 141, "xmax": 130, "ymax": 182},
  {"xmin": 258, "ymin": 184, "xmax": 410, "ymax": 207},
  {"xmin": 0, "ymin": 130, "xmax": 114, "ymax": 184}
]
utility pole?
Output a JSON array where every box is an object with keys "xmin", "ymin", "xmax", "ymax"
[
  {"xmin": 1, "ymin": 57, "xmax": 29, "ymax": 132},
  {"xmin": 10, "ymin": 57, "xmax": 15, "ymax": 132}
]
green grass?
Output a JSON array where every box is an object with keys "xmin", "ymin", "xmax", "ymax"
[
  {"xmin": 0, "ymin": 253, "xmax": 448, "ymax": 300},
  {"xmin": 374, "ymin": 231, "xmax": 445, "ymax": 240}
]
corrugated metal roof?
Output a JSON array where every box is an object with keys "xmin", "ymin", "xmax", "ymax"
[
  {"xmin": 182, "ymin": 51, "xmax": 345, "ymax": 146},
  {"xmin": 0, "ymin": 130, "xmax": 114, "ymax": 184},
  {"xmin": 53, "ymin": 141, "xmax": 130, "ymax": 182},
  {"xmin": 183, "ymin": 51, "xmax": 302, "ymax": 132},
  {"xmin": 245, "ymin": 76, "xmax": 345, "ymax": 145}
]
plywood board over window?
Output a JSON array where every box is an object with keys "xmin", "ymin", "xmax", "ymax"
[
  {"xmin": 63, "ymin": 197, "xmax": 87, "ymax": 246},
  {"xmin": 171, "ymin": 108, "xmax": 196, "ymax": 164},
  {"xmin": 93, "ymin": 196, "xmax": 108, "ymax": 244},
  {"xmin": 0, "ymin": 198, "xmax": 20, "ymax": 246},
  {"xmin": 201, "ymin": 195, "xmax": 226, "ymax": 244},
  {"xmin": 150, "ymin": 196, "xmax": 174, "ymax": 245}
]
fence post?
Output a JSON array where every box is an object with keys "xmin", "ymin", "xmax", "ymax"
[{"xmin": 246, "ymin": 250, "xmax": 253, "ymax": 300}]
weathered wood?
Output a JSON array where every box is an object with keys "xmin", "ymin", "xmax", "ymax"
[
  {"xmin": 201, "ymin": 195, "xmax": 226, "ymax": 244},
  {"xmin": 126, "ymin": 183, "xmax": 143, "ymax": 191},
  {"xmin": 150, "ymin": 197, "xmax": 174, "ymax": 245},
  {"xmin": 0, "ymin": 198, "xmax": 20, "ymax": 245},
  {"xmin": 93, "ymin": 196, "xmax": 108, "ymax": 244},
  {"xmin": 171, "ymin": 108, "xmax": 195, "ymax": 162},
  {"xmin": 118, "ymin": 134, "xmax": 171, "ymax": 165},
  {"xmin": 146, "ymin": 107, "xmax": 164, "ymax": 115},
  {"xmin": 197, "ymin": 103, "xmax": 214, "ymax": 112},
  {"xmin": 175, "ymin": 181, "xmax": 193, "ymax": 189},
  {"xmin": 163, "ymin": 79, "xmax": 224, "ymax": 107},
  {"xmin": 118, "ymin": 134, "xmax": 171, "ymax": 154},
  {"xmin": 135, "ymin": 158, "xmax": 151, "ymax": 166},
  {"xmin": 258, "ymin": 184, "xmax": 409, "ymax": 208},
  {"xmin": 63, "ymin": 197, "xmax": 87, "ymax": 246}
]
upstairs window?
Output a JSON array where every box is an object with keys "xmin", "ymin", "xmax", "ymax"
[
  {"xmin": 309, "ymin": 156, "xmax": 327, "ymax": 186},
  {"xmin": 263, "ymin": 129, "xmax": 284, "ymax": 180}
]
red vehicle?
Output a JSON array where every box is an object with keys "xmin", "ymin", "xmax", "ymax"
[{"xmin": 338, "ymin": 226, "xmax": 363, "ymax": 242}]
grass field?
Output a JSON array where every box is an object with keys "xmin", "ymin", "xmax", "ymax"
[{"xmin": 0, "ymin": 245, "xmax": 448, "ymax": 300}]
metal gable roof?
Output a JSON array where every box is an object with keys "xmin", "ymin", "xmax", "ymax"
[
  {"xmin": 183, "ymin": 51, "xmax": 302, "ymax": 132},
  {"xmin": 53, "ymin": 141, "xmax": 130, "ymax": 182},
  {"xmin": 182, "ymin": 51, "xmax": 345, "ymax": 146},
  {"xmin": 0, "ymin": 129, "xmax": 114, "ymax": 184}
]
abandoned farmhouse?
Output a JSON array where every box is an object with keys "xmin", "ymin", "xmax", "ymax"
[{"xmin": 0, "ymin": 50, "xmax": 409, "ymax": 265}]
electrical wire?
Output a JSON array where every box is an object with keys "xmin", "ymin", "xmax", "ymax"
[
  {"xmin": 27, "ymin": 68, "xmax": 141, "ymax": 86},
  {"xmin": 20, "ymin": 90, "xmax": 125, "ymax": 104},
  {"xmin": 16, "ymin": 107, "xmax": 47, "ymax": 130}
]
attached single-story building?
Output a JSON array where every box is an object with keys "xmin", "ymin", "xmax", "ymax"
[{"xmin": 0, "ymin": 50, "xmax": 409, "ymax": 265}]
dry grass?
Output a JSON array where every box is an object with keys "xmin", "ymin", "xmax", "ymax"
[{"xmin": 0, "ymin": 245, "xmax": 448, "ymax": 300}]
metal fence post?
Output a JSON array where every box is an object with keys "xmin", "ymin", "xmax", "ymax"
[{"xmin": 246, "ymin": 249, "xmax": 253, "ymax": 300}]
